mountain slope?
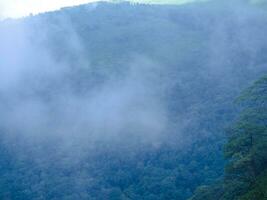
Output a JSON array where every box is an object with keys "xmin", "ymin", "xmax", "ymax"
[{"xmin": 0, "ymin": 1, "xmax": 267, "ymax": 199}]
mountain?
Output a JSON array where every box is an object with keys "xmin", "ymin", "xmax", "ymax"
[{"xmin": 0, "ymin": 1, "xmax": 267, "ymax": 199}]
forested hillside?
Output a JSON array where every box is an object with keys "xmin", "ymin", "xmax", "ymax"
[
  {"xmin": 190, "ymin": 75, "xmax": 267, "ymax": 200},
  {"xmin": 0, "ymin": 0, "xmax": 267, "ymax": 199}
]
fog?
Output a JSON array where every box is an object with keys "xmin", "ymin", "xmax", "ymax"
[
  {"xmin": 0, "ymin": 1, "xmax": 267, "ymax": 199},
  {"xmin": 0, "ymin": 14, "xmax": 169, "ymax": 153},
  {"xmin": 1, "ymin": 0, "xmax": 267, "ymax": 149},
  {"xmin": 0, "ymin": 0, "xmax": 266, "ymax": 151}
]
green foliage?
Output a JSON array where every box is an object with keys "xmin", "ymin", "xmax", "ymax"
[
  {"xmin": 191, "ymin": 75, "xmax": 267, "ymax": 200},
  {"xmin": 1, "ymin": 1, "xmax": 267, "ymax": 200},
  {"xmin": 239, "ymin": 170, "xmax": 267, "ymax": 200}
]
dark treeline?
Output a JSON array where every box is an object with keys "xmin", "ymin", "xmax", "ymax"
[
  {"xmin": 0, "ymin": 0, "xmax": 267, "ymax": 199},
  {"xmin": 190, "ymin": 75, "xmax": 267, "ymax": 200}
]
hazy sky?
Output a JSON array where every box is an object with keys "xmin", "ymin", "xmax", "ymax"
[
  {"xmin": 0, "ymin": 0, "xmax": 100, "ymax": 19},
  {"xmin": 0, "ymin": 0, "xmax": 206, "ymax": 20}
]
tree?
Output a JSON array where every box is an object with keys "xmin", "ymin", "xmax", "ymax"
[
  {"xmin": 223, "ymin": 75, "xmax": 267, "ymax": 199},
  {"xmin": 190, "ymin": 75, "xmax": 267, "ymax": 200}
]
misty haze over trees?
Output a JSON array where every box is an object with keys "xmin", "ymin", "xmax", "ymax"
[{"xmin": 0, "ymin": 0, "xmax": 267, "ymax": 199}]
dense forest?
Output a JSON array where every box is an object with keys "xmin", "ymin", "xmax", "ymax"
[
  {"xmin": 0, "ymin": 0, "xmax": 267, "ymax": 199},
  {"xmin": 190, "ymin": 75, "xmax": 267, "ymax": 200}
]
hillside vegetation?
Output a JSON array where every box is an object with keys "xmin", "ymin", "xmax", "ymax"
[{"xmin": 0, "ymin": 1, "xmax": 267, "ymax": 199}]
